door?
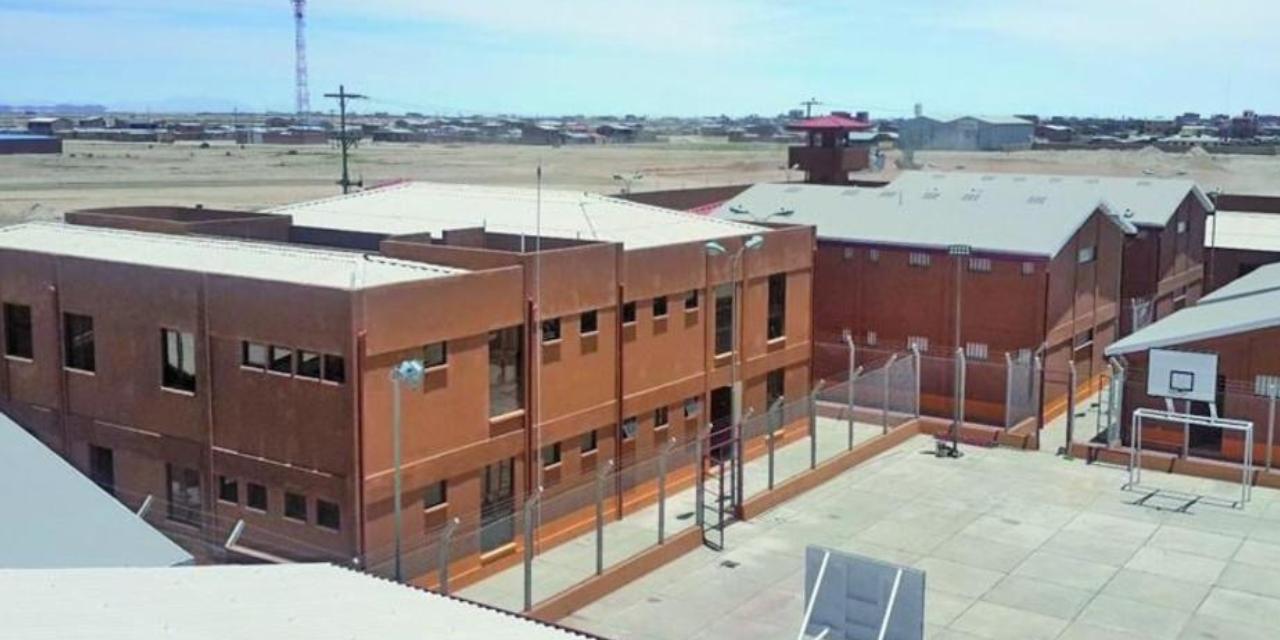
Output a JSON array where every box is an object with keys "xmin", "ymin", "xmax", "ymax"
[
  {"xmin": 479, "ymin": 458, "xmax": 515, "ymax": 552},
  {"xmin": 709, "ymin": 386, "xmax": 734, "ymax": 461}
]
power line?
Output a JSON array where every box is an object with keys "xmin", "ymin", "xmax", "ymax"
[{"xmin": 324, "ymin": 84, "xmax": 367, "ymax": 194}]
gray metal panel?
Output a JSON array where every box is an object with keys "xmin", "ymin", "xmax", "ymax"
[
  {"xmin": 804, "ymin": 545, "xmax": 925, "ymax": 640},
  {"xmin": 0, "ymin": 412, "xmax": 192, "ymax": 568}
]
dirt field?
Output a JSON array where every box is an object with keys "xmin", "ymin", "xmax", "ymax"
[{"xmin": 2, "ymin": 140, "xmax": 1278, "ymax": 225}]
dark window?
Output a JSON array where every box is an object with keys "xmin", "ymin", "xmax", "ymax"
[
  {"xmin": 654, "ymin": 406, "xmax": 669, "ymax": 429},
  {"xmin": 284, "ymin": 492, "xmax": 308, "ymax": 522},
  {"xmin": 269, "ymin": 346, "xmax": 293, "ymax": 374},
  {"xmin": 246, "ymin": 482, "xmax": 268, "ymax": 511},
  {"xmin": 166, "ymin": 464, "xmax": 202, "ymax": 526},
  {"xmin": 542, "ymin": 442, "xmax": 562, "ymax": 467},
  {"xmin": 218, "ymin": 476, "xmax": 238, "ymax": 503},
  {"xmin": 767, "ymin": 273, "xmax": 786, "ymax": 340},
  {"xmin": 580, "ymin": 310, "xmax": 598, "ymax": 335},
  {"xmin": 621, "ymin": 417, "xmax": 638, "ymax": 441},
  {"xmin": 581, "ymin": 429, "xmax": 598, "ymax": 454},
  {"xmin": 296, "ymin": 350, "xmax": 321, "ymax": 379},
  {"xmin": 424, "ymin": 481, "xmax": 447, "ymax": 509},
  {"xmin": 3, "ymin": 303, "xmax": 33, "ymax": 359},
  {"xmin": 423, "ymin": 341, "xmax": 447, "ymax": 368},
  {"xmin": 684, "ymin": 396, "xmax": 702, "ymax": 418},
  {"xmin": 714, "ymin": 284, "xmax": 733, "ymax": 355},
  {"xmin": 63, "ymin": 312, "xmax": 95, "ymax": 372},
  {"xmin": 489, "ymin": 326, "xmax": 524, "ymax": 417},
  {"xmin": 541, "ymin": 318, "xmax": 561, "ymax": 342},
  {"xmin": 480, "ymin": 459, "xmax": 515, "ymax": 552},
  {"xmin": 316, "ymin": 500, "xmax": 341, "ymax": 531},
  {"xmin": 323, "ymin": 354, "xmax": 345, "ymax": 384},
  {"xmin": 242, "ymin": 341, "xmax": 268, "ymax": 369},
  {"xmin": 622, "ymin": 302, "xmax": 637, "ymax": 325},
  {"xmin": 766, "ymin": 368, "xmax": 785, "ymax": 408},
  {"xmin": 89, "ymin": 445, "xmax": 114, "ymax": 495},
  {"xmin": 653, "ymin": 296, "xmax": 668, "ymax": 319},
  {"xmin": 685, "ymin": 290, "xmax": 699, "ymax": 310},
  {"xmin": 161, "ymin": 328, "xmax": 197, "ymax": 393}
]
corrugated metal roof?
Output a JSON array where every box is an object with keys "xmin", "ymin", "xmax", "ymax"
[
  {"xmin": 0, "ymin": 222, "xmax": 465, "ymax": 290},
  {"xmin": 0, "ymin": 564, "xmax": 596, "ymax": 639},
  {"xmin": 0, "ymin": 411, "xmax": 192, "ymax": 569},
  {"xmin": 1106, "ymin": 261, "xmax": 1280, "ymax": 354},
  {"xmin": 1206, "ymin": 210, "xmax": 1280, "ymax": 252},
  {"xmin": 714, "ymin": 172, "xmax": 1140, "ymax": 257},
  {"xmin": 271, "ymin": 182, "xmax": 767, "ymax": 250}
]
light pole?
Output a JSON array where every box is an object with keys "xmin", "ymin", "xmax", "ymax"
[
  {"xmin": 612, "ymin": 172, "xmax": 643, "ymax": 194},
  {"xmin": 728, "ymin": 205, "xmax": 795, "ymax": 225},
  {"xmin": 705, "ymin": 234, "xmax": 765, "ymax": 426},
  {"xmin": 389, "ymin": 357, "xmax": 426, "ymax": 582},
  {"xmin": 943, "ymin": 244, "xmax": 971, "ymax": 458}
]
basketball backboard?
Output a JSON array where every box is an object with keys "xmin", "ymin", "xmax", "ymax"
[{"xmin": 1146, "ymin": 349, "xmax": 1218, "ymax": 404}]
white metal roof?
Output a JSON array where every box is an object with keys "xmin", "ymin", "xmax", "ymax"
[
  {"xmin": 0, "ymin": 411, "xmax": 192, "ymax": 569},
  {"xmin": 715, "ymin": 172, "xmax": 1139, "ymax": 257},
  {"xmin": 0, "ymin": 564, "xmax": 594, "ymax": 639},
  {"xmin": 0, "ymin": 222, "xmax": 465, "ymax": 290},
  {"xmin": 1206, "ymin": 210, "xmax": 1280, "ymax": 252},
  {"xmin": 1106, "ymin": 261, "xmax": 1280, "ymax": 355},
  {"xmin": 270, "ymin": 182, "xmax": 766, "ymax": 250}
]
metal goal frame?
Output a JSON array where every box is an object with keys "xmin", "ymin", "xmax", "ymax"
[{"xmin": 1129, "ymin": 407, "xmax": 1254, "ymax": 508}]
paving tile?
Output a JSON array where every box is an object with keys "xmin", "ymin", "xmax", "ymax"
[
  {"xmin": 956, "ymin": 514, "xmax": 1058, "ymax": 549},
  {"xmin": 1233, "ymin": 539, "xmax": 1280, "ymax": 570},
  {"xmin": 1058, "ymin": 621, "xmax": 1152, "ymax": 640},
  {"xmin": 1010, "ymin": 550, "xmax": 1118, "ymax": 592},
  {"xmin": 912, "ymin": 557, "xmax": 1005, "ymax": 599},
  {"xmin": 1196, "ymin": 587, "xmax": 1280, "ymax": 629},
  {"xmin": 1040, "ymin": 529, "xmax": 1144, "ymax": 567},
  {"xmin": 924, "ymin": 590, "xmax": 976, "ymax": 628},
  {"xmin": 928, "ymin": 534, "xmax": 1036, "ymax": 573},
  {"xmin": 981, "ymin": 575, "xmax": 1093, "ymax": 620},
  {"xmin": 1076, "ymin": 594, "xmax": 1192, "ymax": 639},
  {"xmin": 1061, "ymin": 512, "xmax": 1159, "ymax": 545},
  {"xmin": 1216, "ymin": 561, "xmax": 1280, "ymax": 600},
  {"xmin": 1178, "ymin": 613, "xmax": 1279, "ymax": 640},
  {"xmin": 1099, "ymin": 568, "xmax": 1211, "ymax": 611},
  {"xmin": 1125, "ymin": 546, "xmax": 1227, "ymax": 585},
  {"xmin": 1147, "ymin": 525, "xmax": 1243, "ymax": 560},
  {"xmin": 948, "ymin": 601, "xmax": 1067, "ymax": 640}
]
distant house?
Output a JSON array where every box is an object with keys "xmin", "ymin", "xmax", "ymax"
[
  {"xmin": 519, "ymin": 123, "xmax": 566, "ymax": 146},
  {"xmin": 1036, "ymin": 123, "xmax": 1074, "ymax": 143},
  {"xmin": 26, "ymin": 117, "xmax": 73, "ymax": 136},
  {"xmin": 898, "ymin": 115, "xmax": 1034, "ymax": 151}
]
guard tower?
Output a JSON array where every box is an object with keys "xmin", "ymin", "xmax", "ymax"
[{"xmin": 786, "ymin": 111, "xmax": 875, "ymax": 185}]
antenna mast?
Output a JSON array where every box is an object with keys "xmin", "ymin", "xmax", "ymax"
[{"xmin": 293, "ymin": 0, "xmax": 310, "ymax": 117}]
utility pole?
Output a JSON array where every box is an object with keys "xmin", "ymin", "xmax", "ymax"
[
  {"xmin": 324, "ymin": 85, "xmax": 366, "ymax": 194},
  {"xmin": 801, "ymin": 97, "xmax": 823, "ymax": 118}
]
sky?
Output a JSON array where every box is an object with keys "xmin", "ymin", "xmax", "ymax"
[{"xmin": 2, "ymin": 0, "xmax": 1278, "ymax": 118}]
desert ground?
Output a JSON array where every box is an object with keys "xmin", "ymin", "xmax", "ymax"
[{"xmin": 2, "ymin": 139, "xmax": 1279, "ymax": 224}]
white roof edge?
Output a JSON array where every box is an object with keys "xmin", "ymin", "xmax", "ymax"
[{"xmin": 1105, "ymin": 315, "xmax": 1280, "ymax": 355}]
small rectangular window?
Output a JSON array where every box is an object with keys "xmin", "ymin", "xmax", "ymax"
[
  {"xmin": 684, "ymin": 397, "xmax": 702, "ymax": 419},
  {"xmin": 909, "ymin": 252, "xmax": 931, "ymax": 267},
  {"xmin": 161, "ymin": 328, "xmax": 197, "ymax": 393},
  {"xmin": 541, "ymin": 318, "xmax": 561, "ymax": 343},
  {"xmin": 166, "ymin": 464, "xmax": 201, "ymax": 526},
  {"xmin": 269, "ymin": 345, "xmax": 293, "ymax": 374},
  {"xmin": 1021, "ymin": 262, "xmax": 1036, "ymax": 276},
  {"xmin": 1176, "ymin": 220, "xmax": 1187, "ymax": 234},
  {"xmin": 766, "ymin": 368, "xmax": 785, "ymax": 408},
  {"xmin": 621, "ymin": 417, "xmax": 638, "ymax": 440},
  {"xmin": 580, "ymin": 310, "xmax": 598, "ymax": 335},
  {"xmin": 296, "ymin": 350, "xmax": 322, "ymax": 379},
  {"xmin": 423, "ymin": 341, "xmax": 447, "ymax": 368},
  {"xmin": 866, "ymin": 331, "xmax": 878, "ymax": 346},
  {"xmin": 542, "ymin": 442, "xmax": 562, "ymax": 467},
  {"xmin": 714, "ymin": 284, "xmax": 733, "ymax": 355},
  {"xmin": 242, "ymin": 341, "xmax": 268, "ymax": 369},
  {"xmin": 316, "ymin": 499, "xmax": 341, "ymax": 531},
  {"xmin": 965, "ymin": 342, "xmax": 989, "ymax": 360},
  {"xmin": 284, "ymin": 492, "xmax": 308, "ymax": 522},
  {"xmin": 1074, "ymin": 329, "xmax": 1094, "ymax": 351},
  {"xmin": 968, "ymin": 257, "xmax": 992, "ymax": 273},
  {"xmin": 654, "ymin": 406, "xmax": 669, "ymax": 430},
  {"xmin": 218, "ymin": 476, "xmax": 238, "ymax": 503},
  {"xmin": 842, "ymin": 247, "xmax": 854, "ymax": 260},
  {"xmin": 3, "ymin": 303, "xmax": 33, "ymax": 360},
  {"xmin": 685, "ymin": 290, "xmax": 699, "ymax": 310},
  {"xmin": 246, "ymin": 482, "xmax": 268, "ymax": 511},
  {"xmin": 867, "ymin": 249, "xmax": 880, "ymax": 263},
  {"xmin": 89, "ymin": 445, "xmax": 114, "ymax": 495},
  {"xmin": 424, "ymin": 481, "xmax": 447, "ymax": 509},
  {"xmin": 653, "ymin": 296, "xmax": 668, "ymax": 319},
  {"xmin": 581, "ymin": 429, "xmax": 598, "ymax": 454},
  {"xmin": 1077, "ymin": 246, "xmax": 1096, "ymax": 264},
  {"xmin": 767, "ymin": 273, "xmax": 786, "ymax": 340},
  {"xmin": 323, "ymin": 354, "xmax": 345, "ymax": 384},
  {"xmin": 622, "ymin": 301, "xmax": 637, "ymax": 325},
  {"xmin": 1255, "ymin": 375, "xmax": 1280, "ymax": 397},
  {"xmin": 63, "ymin": 312, "xmax": 95, "ymax": 372},
  {"xmin": 907, "ymin": 335, "xmax": 929, "ymax": 352}
]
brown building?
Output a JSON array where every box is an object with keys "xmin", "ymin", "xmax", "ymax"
[
  {"xmin": 785, "ymin": 113, "xmax": 876, "ymax": 185},
  {"xmin": 0, "ymin": 183, "xmax": 814, "ymax": 588},
  {"xmin": 1205, "ymin": 194, "xmax": 1280, "ymax": 292}
]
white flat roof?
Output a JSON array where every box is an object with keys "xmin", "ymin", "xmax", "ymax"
[
  {"xmin": 0, "ymin": 222, "xmax": 465, "ymax": 290},
  {"xmin": 1207, "ymin": 210, "xmax": 1280, "ymax": 252},
  {"xmin": 0, "ymin": 564, "xmax": 593, "ymax": 639},
  {"xmin": 270, "ymin": 182, "xmax": 766, "ymax": 250}
]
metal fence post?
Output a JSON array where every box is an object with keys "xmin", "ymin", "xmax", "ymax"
[
  {"xmin": 522, "ymin": 491, "xmax": 541, "ymax": 612},
  {"xmin": 1033, "ymin": 353, "xmax": 1044, "ymax": 451},
  {"xmin": 1064, "ymin": 359, "xmax": 1077, "ymax": 458},
  {"xmin": 767, "ymin": 398, "xmax": 781, "ymax": 490},
  {"xmin": 437, "ymin": 517, "xmax": 459, "ymax": 595},
  {"xmin": 954, "ymin": 348, "xmax": 967, "ymax": 437},
  {"xmin": 1268, "ymin": 384, "xmax": 1277, "ymax": 473},
  {"xmin": 1107, "ymin": 358, "xmax": 1123, "ymax": 446},
  {"xmin": 1004, "ymin": 352, "xmax": 1015, "ymax": 429},
  {"xmin": 911, "ymin": 345, "xmax": 922, "ymax": 418},
  {"xmin": 658, "ymin": 440, "xmax": 674, "ymax": 544},
  {"xmin": 810, "ymin": 381, "xmax": 822, "ymax": 470},
  {"xmin": 843, "ymin": 330, "xmax": 856, "ymax": 446},
  {"xmin": 882, "ymin": 354, "xmax": 898, "ymax": 434},
  {"xmin": 733, "ymin": 415, "xmax": 745, "ymax": 511},
  {"xmin": 595, "ymin": 459, "xmax": 613, "ymax": 575},
  {"xmin": 695, "ymin": 425, "xmax": 706, "ymax": 530}
]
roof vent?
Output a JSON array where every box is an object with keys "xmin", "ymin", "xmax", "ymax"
[
  {"xmin": 980, "ymin": 175, "xmax": 996, "ymax": 181},
  {"xmin": 923, "ymin": 192, "xmax": 941, "ymax": 200},
  {"xmin": 1027, "ymin": 196, "xmax": 1047, "ymax": 204},
  {"xmin": 961, "ymin": 193, "xmax": 981, "ymax": 202},
  {"xmin": 1049, "ymin": 177, "xmax": 1063, "ymax": 183},
  {"xmin": 1137, "ymin": 180, "xmax": 1151, "ymax": 186},
  {"xmin": 1013, "ymin": 176, "xmax": 1027, "ymax": 182},
  {"xmin": 784, "ymin": 186, "xmax": 801, "ymax": 193},
  {"xmin": 1085, "ymin": 178, "xmax": 1100, "ymax": 184},
  {"xmin": 1123, "ymin": 209, "xmax": 1135, "ymax": 218}
]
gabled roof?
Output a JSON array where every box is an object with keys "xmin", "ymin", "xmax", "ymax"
[
  {"xmin": 1206, "ymin": 210, "xmax": 1280, "ymax": 252},
  {"xmin": 1106, "ymin": 262, "xmax": 1280, "ymax": 355},
  {"xmin": 270, "ymin": 182, "xmax": 766, "ymax": 250},
  {"xmin": 714, "ymin": 172, "xmax": 1137, "ymax": 257},
  {"xmin": 0, "ymin": 411, "xmax": 192, "ymax": 568}
]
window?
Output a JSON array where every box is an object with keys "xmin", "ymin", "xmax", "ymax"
[
  {"xmin": 965, "ymin": 342, "xmax": 989, "ymax": 360},
  {"xmin": 767, "ymin": 273, "xmax": 786, "ymax": 340},
  {"xmin": 866, "ymin": 331, "xmax": 878, "ymax": 346},
  {"xmin": 968, "ymin": 257, "xmax": 992, "ymax": 273},
  {"xmin": 161, "ymin": 329, "xmax": 197, "ymax": 393},
  {"xmin": 424, "ymin": 481, "xmax": 447, "ymax": 509},
  {"xmin": 714, "ymin": 284, "xmax": 733, "ymax": 355},
  {"xmin": 284, "ymin": 492, "xmax": 308, "ymax": 522},
  {"xmin": 766, "ymin": 368, "xmax": 785, "ymax": 409},
  {"xmin": 580, "ymin": 310, "xmax": 598, "ymax": 335},
  {"xmin": 246, "ymin": 482, "xmax": 268, "ymax": 511},
  {"xmin": 1014, "ymin": 348, "xmax": 1033, "ymax": 364},
  {"xmin": 1255, "ymin": 375, "xmax": 1280, "ymax": 397},
  {"xmin": 843, "ymin": 247, "xmax": 854, "ymax": 260},
  {"xmin": 1074, "ymin": 329, "xmax": 1094, "ymax": 351},
  {"xmin": 684, "ymin": 397, "xmax": 702, "ymax": 419},
  {"xmin": 541, "ymin": 318, "xmax": 561, "ymax": 343},
  {"xmin": 89, "ymin": 445, "xmax": 114, "ymax": 495},
  {"xmin": 581, "ymin": 429, "xmax": 598, "ymax": 454},
  {"xmin": 1177, "ymin": 219, "xmax": 1187, "ymax": 234},
  {"xmin": 542, "ymin": 442, "xmax": 562, "ymax": 467},
  {"xmin": 316, "ymin": 500, "xmax": 341, "ymax": 531},
  {"xmin": 63, "ymin": 312, "xmax": 95, "ymax": 372},
  {"xmin": 621, "ymin": 417, "xmax": 638, "ymax": 441},
  {"xmin": 242, "ymin": 341, "xmax": 268, "ymax": 369},
  {"xmin": 296, "ymin": 350, "xmax": 321, "ymax": 380},
  {"xmin": 909, "ymin": 252, "xmax": 931, "ymax": 267},
  {"xmin": 480, "ymin": 459, "xmax": 515, "ymax": 552},
  {"xmin": 218, "ymin": 476, "xmax": 238, "ymax": 503},
  {"xmin": 654, "ymin": 406, "xmax": 669, "ymax": 430},
  {"xmin": 423, "ymin": 341, "xmax": 447, "ymax": 368},
  {"xmin": 1021, "ymin": 262, "xmax": 1036, "ymax": 276},
  {"xmin": 1077, "ymin": 245, "xmax": 1096, "ymax": 264},
  {"xmin": 489, "ymin": 326, "xmax": 524, "ymax": 416},
  {"xmin": 269, "ymin": 345, "xmax": 293, "ymax": 374},
  {"xmin": 166, "ymin": 464, "xmax": 201, "ymax": 526},
  {"xmin": 653, "ymin": 296, "xmax": 668, "ymax": 319},
  {"xmin": 323, "ymin": 354, "xmax": 345, "ymax": 384},
  {"xmin": 907, "ymin": 336, "xmax": 929, "ymax": 352},
  {"xmin": 867, "ymin": 249, "xmax": 880, "ymax": 263},
  {"xmin": 3, "ymin": 303, "xmax": 33, "ymax": 359},
  {"xmin": 685, "ymin": 290, "xmax": 699, "ymax": 311},
  {"xmin": 622, "ymin": 301, "xmax": 637, "ymax": 325}
]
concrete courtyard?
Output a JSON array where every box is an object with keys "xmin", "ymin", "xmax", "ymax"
[{"xmin": 561, "ymin": 432, "xmax": 1280, "ymax": 640}]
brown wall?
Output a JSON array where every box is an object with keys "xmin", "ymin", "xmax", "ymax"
[
  {"xmin": 1119, "ymin": 193, "xmax": 1209, "ymax": 334},
  {"xmin": 1207, "ymin": 247, "xmax": 1280, "ymax": 293},
  {"xmin": 618, "ymin": 184, "xmax": 753, "ymax": 211}
]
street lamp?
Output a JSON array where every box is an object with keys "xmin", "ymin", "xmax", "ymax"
[
  {"xmin": 728, "ymin": 205, "xmax": 795, "ymax": 225},
  {"xmin": 612, "ymin": 172, "xmax": 644, "ymax": 194},
  {"xmin": 389, "ymin": 357, "xmax": 426, "ymax": 582},
  {"xmin": 705, "ymin": 234, "xmax": 765, "ymax": 427},
  {"xmin": 942, "ymin": 244, "xmax": 972, "ymax": 459}
]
